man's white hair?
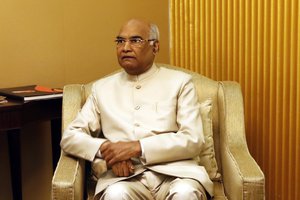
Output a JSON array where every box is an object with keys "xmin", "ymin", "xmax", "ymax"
[{"xmin": 149, "ymin": 23, "xmax": 160, "ymax": 41}]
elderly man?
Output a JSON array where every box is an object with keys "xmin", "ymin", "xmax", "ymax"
[{"xmin": 61, "ymin": 19, "xmax": 213, "ymax": 200}]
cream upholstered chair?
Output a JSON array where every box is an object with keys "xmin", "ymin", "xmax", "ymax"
[{"xmin": 52, "ymin": 63, "xmax": 265, "ymax": 200}]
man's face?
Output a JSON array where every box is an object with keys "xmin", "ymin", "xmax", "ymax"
[{"xmin": 116, "ymin": 20, "xmax": 157, "ymax": 75}]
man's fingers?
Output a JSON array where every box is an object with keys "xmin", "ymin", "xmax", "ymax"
[
  {"xmin": 130, "ymin": 165, "xmax": 135, "ymax": 174},
  {"xmin": 101, "ymin": 141, "xmax": 141, "ymax": 167},
  {"xmin": 104, "ymin": 153, "xmax": 115, "ymax": 165},
  {"xmin": 122, "ymin": 161, "xmax": 129, "ymax": 177},
  {"xmin": 105, "ymin": 152, "xmax": 125, "ymax": 166},
  {"xmin": 100, "ymin": 141, "xmax": 110, "ymax": 152},
  {"xmin": 101, "ymin": 143, "xmax": 120, "ymax": 163},
  {"xmin": 112, "ymin": 165, "xmax": 118, "ymax": 176},
  {"xmin": 127, "ymin": 161, "xmax": 135, "ymax": 174},
  {"xmin": 118, "ymin": 164, "xmax": 123, "ymax": 176},
  {"xmin": 111, "ymin": 160, "xmax": 135, "ymax": 177}
]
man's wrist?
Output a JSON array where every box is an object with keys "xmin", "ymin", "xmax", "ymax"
[{"xmin": 96, "ymin": 140, "xmax": 109, "ymax": 159}]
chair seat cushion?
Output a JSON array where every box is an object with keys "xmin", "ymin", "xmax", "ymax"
[{"xmin": 213, "ymin": 180, "xmax": 228, "ymax": 200}]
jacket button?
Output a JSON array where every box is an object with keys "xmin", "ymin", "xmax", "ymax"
[
  {"xmin": 135, "ymin": 105, "xmax": 140, "ymax": 110},
  {"xmin": 136, "ymin": 85, "xmax": 141, "ymax": 89},
  {"xmin": 134, "ymin": 123, "xmax": 140, "ymax": 127}
]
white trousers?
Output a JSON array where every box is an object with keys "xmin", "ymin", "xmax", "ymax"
[{"xmin": 99, "ymin": 171, "xmax": 207, "ymax": 200}]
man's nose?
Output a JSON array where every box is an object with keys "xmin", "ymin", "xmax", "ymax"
[{"xmin": 122, "ymin": 41, "xmax": 132, "ymax": 52}]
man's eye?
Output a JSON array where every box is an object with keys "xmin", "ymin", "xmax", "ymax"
[
  {"xmin": 130, "ymin": 38, "xmax": 142, "ymax": 43},
  {"xmin": 116, "ymin": 39, "xmax": 125, "ymax": 44}
]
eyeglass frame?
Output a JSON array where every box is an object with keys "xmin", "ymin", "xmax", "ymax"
[{"xmin": 114, "ymin": 36, "xmax": 157, "ymax": 47}]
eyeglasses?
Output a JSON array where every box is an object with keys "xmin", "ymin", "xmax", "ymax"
[{"xmin": 115, "ymin": 37, "xmax": 156, "ymax": 47}]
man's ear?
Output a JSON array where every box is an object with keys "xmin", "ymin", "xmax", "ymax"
[{"xmin": 153, "ymin": 41, "xmax": 160, "ymax": 54}]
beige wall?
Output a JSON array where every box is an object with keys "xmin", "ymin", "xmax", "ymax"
[
  {"xmin": 0, "ymin": 1, "xmax": 169, "ymax": 199},
  {"xmin": 0, "ymin": 0, "xmax": 170, "ymax": 88}
]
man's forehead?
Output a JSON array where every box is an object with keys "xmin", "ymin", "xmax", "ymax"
[{"xmin": 118, "ymin": 20, "xmax": 150, "ymax": 38}]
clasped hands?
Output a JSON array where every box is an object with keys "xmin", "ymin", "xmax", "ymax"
[{"xmin": 100, "ymin": 140, "xmax": 141, "ymax": 177}]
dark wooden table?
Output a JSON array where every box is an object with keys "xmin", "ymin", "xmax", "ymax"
[{"xmin": 0, "ymin": 97, "xmax": 62, "ymax": 200}]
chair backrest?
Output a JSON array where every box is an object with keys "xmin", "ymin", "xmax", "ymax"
[{"xmin": 81, "ymin": 63, "xmax": 223, "ymax": 174}]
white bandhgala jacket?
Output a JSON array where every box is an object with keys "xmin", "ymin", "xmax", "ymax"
[{"xmin": 60, "ymin": 63, "xmax": 213, "ymax": 197}]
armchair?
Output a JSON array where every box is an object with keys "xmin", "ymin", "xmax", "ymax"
[{"xmin": 52, "ymin": 64, "xmax": 265, "ymax": 200}]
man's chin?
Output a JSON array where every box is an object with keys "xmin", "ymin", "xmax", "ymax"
[
  {"xmin": 119, "ymin": 62, "xmax": 138, "ymax": 73},
  {"xmin": 120, "ymin": 60, "xmax": 136, "ymax": 68}
]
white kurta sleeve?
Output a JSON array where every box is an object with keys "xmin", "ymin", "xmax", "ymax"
[{"xmin": 60, "ymin": 86, "xmax": 107, "ymax": 161}]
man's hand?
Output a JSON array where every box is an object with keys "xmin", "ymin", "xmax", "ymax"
[
  {"xmin": 100, "ymin": 141, "xmax": 141, "ymax": 166},
  {"xmin": 111, "ymin": 160, "xmax": 135, "ymax": 177}
]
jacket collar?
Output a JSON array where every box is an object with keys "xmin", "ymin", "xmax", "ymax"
[{"xmin": 125, "ymin": 63, "xmax": 159, "ymax": 82}]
